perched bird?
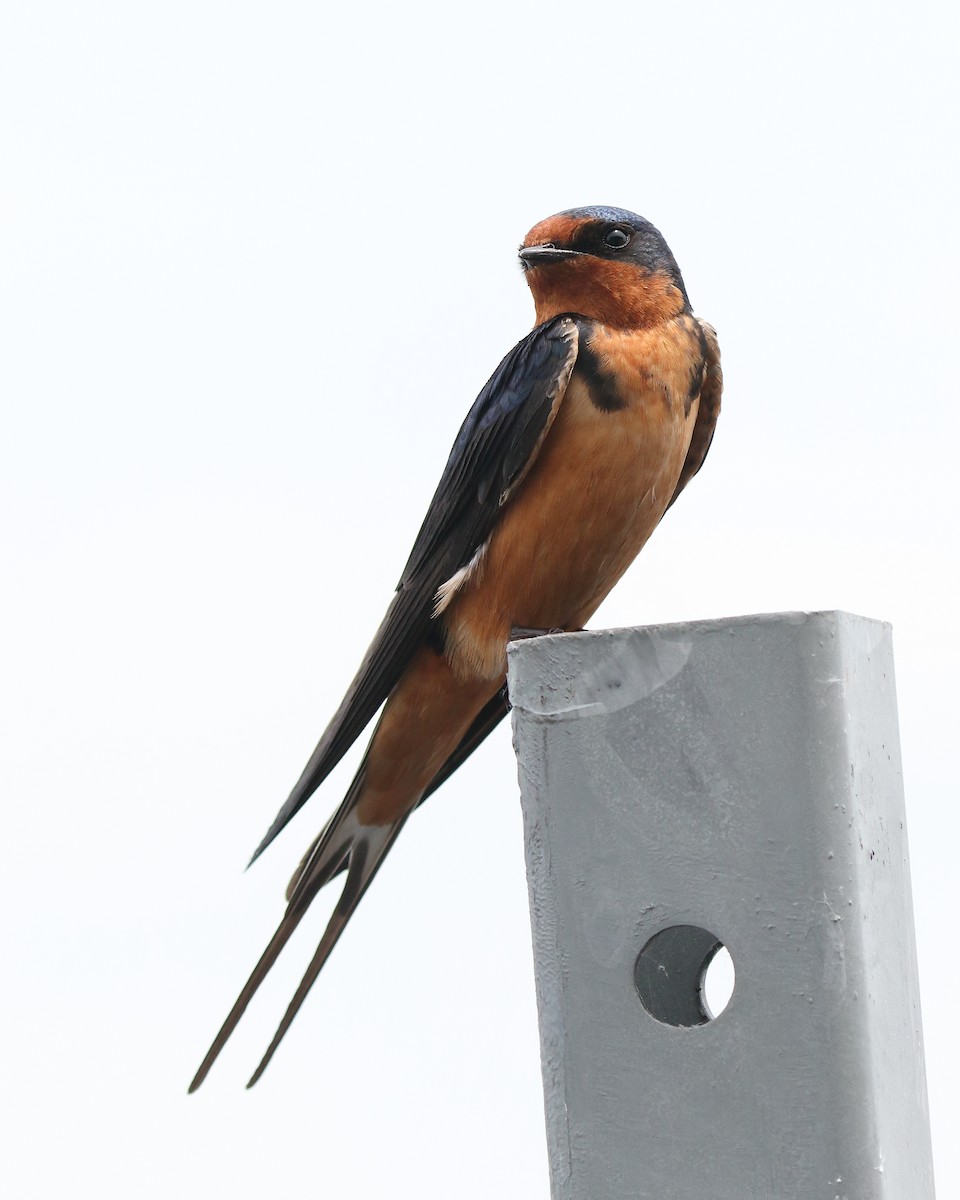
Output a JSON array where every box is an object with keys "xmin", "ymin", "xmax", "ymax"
[{"xmin": 190, "ymin": 206, "xmax": 722, "ymax": 1091}]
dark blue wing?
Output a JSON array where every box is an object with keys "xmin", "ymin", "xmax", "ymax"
[
  {"xmin": 249, "ymin": 315, "xmax": 580, "ymax": 861},
  {"xmin": 399, "ymin": 315, "xmax": 579, "ymax": 586},
  {"xmin": 666, "ymin": 319, "xmax": 722, "ymax": 509}
]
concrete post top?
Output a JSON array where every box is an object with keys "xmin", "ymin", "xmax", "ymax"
[{"xmin": 507, "ymin": 610, "xmax": 892, "ymax": 721}]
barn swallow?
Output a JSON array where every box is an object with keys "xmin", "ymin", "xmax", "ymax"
[{"xmin": 189, "ymin": 206, "xmax": 722, "ymax": 1091}]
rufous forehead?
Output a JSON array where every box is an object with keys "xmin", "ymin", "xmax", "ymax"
[{"xmin": 522, "ymin": 214, "xmax": 587, "ymax": 248}]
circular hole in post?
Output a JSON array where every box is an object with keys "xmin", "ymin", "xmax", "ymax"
[{"xmin": 634, "ymin": 925, "xmax": 734, "ymax": 1027}]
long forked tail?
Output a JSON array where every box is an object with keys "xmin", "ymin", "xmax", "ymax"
[{"xmin": 189, "ymin": 778, "xmax": 406, "ymax": 1093}]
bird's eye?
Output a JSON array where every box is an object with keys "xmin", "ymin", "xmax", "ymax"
[{"xmin": 603, "ymin": 228, "xmax": 630, "ymax": 249}]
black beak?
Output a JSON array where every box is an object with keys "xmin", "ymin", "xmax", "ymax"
[{"xmin": 519, "ymin": 244, "xmax": 583, "ymax": 266}]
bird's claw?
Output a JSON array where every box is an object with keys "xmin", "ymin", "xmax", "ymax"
[{"xmin": 509, "ymin": 625, "xmax": 574, "ymax": 640}]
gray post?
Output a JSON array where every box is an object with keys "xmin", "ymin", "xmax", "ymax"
[{"xmin": 508, "ymin": 612, "xmax": 934, "ymax": 1200}]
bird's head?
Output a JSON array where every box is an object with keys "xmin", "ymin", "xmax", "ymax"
[{"xmin": 519, "ymin": 206, "xmax": 689, "ymax": 329}]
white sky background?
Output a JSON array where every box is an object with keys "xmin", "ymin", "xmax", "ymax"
[{"xmin": 2, "ymin": 1, "xmax": 957, "ymax": 1195}]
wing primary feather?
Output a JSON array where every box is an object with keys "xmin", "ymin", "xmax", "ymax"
[
  {"xmin": 246, "ymin": 317, "xmax": 579, "ymax": 865},
  {"xmin": 281, "ymin": 687, "xmax": 511, "ymax": 901},
  {"xmin": 195, "ymin": 318, "xmax": 586, "ymax": 1088},
  {"xmin": 246, "ymin": 592, "xmax": 426, "ymax": 865}
]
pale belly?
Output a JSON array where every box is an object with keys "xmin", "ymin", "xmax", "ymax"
[{"xmin": 441, "ymin": 374, "xmax": 699, "ymax": 680}]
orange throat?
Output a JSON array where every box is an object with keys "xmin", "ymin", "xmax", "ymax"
[{"xmin": 526, "ymin": 259, "xmax": 687, "ymax": 329}]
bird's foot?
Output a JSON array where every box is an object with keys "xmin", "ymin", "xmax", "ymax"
[{"xmin": 509, "ymin": 625, "xmax": 582, "ymax": 641}]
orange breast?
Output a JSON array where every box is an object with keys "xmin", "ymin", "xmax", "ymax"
[{"xmin": 442, "ymin": 317, "xmax": 703, "ymax": 680}]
